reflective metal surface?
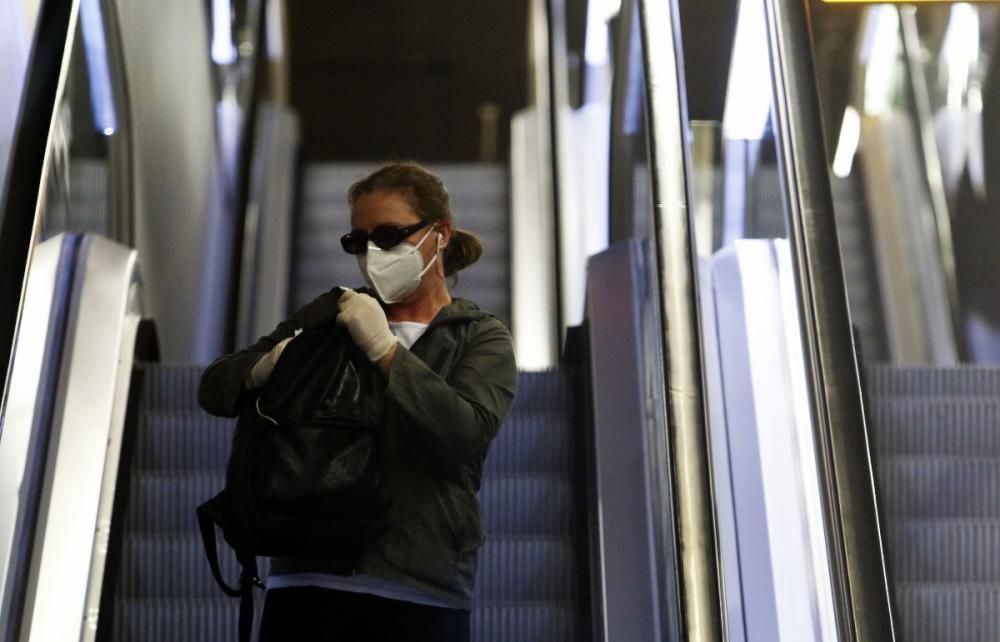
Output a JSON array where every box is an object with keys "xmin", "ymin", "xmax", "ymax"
[
  {"xmin": 587, "ymin": 240, "xmax": 682, "ymax": 642},
  {"xmin": 762, "ymin": 0, "xmax": 897, "ymax": 639},
  {"xmin": 510, "ymin": 0, "xmax": 560, "ymax": 369},
  {"xmin": 236, "ymin": 104, "xmax": 299, "ymax": 347},
  {"xmin": 0, "ymin": 235, "xmax": 79, "ymax": 642},
  {"xmin": 0, "ymin": 0, "xmax": 78, "ymax": 409},
  {"xmin": 19, "ymin": 235, "xmax": 141, "ymax": 642},
  {"xmin": 637, "ymin": 0, "xmax": 724, "ymax": 640},
  {"xmin": 898, "ymin": 7, "xmax": 962, "ymax": 356},
  {"xmin": 116, "ymin": 0, "xmax": 231, "ymax": 361},
  {"xmin": 0, "ymin": 0, "xmax": 43, "ymax": 205}
]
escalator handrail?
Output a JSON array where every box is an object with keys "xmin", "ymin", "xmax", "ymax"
[
  {"xmin": 761, "ymin": 0, "xmax": 897, "ymax": 640},
  {"xmin": 0, "ymin": 233, "xmax": 81, "ymax": 642},
  {"xmin": 898, "ymin": 7, "xmax": 963, "ymax": 358},
  {"xmin": 636, "ymin": 0, "xmax": 726, "ymax": 639},
  {"xmin": 0, "ymin": 0, "xmax": 79, "ymax": 405}
]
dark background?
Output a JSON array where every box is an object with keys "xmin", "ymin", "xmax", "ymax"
[{"xmin": 284, "ymin": 1, "xmax": 860, "ymax": 163}]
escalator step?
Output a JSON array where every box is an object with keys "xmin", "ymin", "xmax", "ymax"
[
  {"xmin": 137, "ymin": 366, "xmax": 568, "ymax": 416},
  {"xmin": 117, "ymin": 533, "xmax": 243, "ymax": 599},
  {"xmin": 138, "ymin": 363, "xmax": 205, "ymax": 412},
  {"xmin": 894, "ymin": 583, "xmax": 1000, "ymax": 642},
  {"xmin": 113, "ymin": 598, "xmax": 577, "ymax": 642},
  {"xmin": 136, "ymin": 410, "xmax": 570, "ymax": 476},
  {"xmin": 865, "ymin": 365, "xmax": 1000, "ymax": 398},
  {"xmin": 134, "ymin": 414, "xmax": 233, "ymax": 473},
  {"xmin": 126, "ymin": 471, "xmax": 573, "ymax": 537},
  {"xmin": 110, "ymin": 598, "xmax": 261, "ymax": 642},
  {"xmin": 486, "ymin": 412, "xmax": 573, "ymax": 474},
  {"xmin": 475, "ymin": 538, "xmax": 577, "ymax": 602},
  {"xmin": 471, "ymin": 603, "xmax": 577, "ymax": 642},
  {"xmin": 480, "ymin": 473, "xmax": 574, "ymax": 536},
  {"xmin": 877, "ymin": 456, "xmax": 1000, "ymax": 518},
  {"xmin": 869, "ymin": 399, "xmax": 1000, "ymax": 456},
  {"xmin": 887, "ymin": 518, "xmax": 1000, "ymax": 582},
  {"xmin": 510, "ymin": 371, "xmax": 572, "ymax": 413},
  {"xmin": 124, "ymin": 473, "xmax": 224, "ymax": 533},
  {"xmin": 118, "ymin": 531, "xmax": 574, "ymax": 603},
  {"xmin": 135, "ymin": 393, "xmax": 571, "ymax": 476}
]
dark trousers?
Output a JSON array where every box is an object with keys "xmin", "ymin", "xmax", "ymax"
[{"xmin": 258, "ymin": 586, "xmax": 471, "ymax": 642}]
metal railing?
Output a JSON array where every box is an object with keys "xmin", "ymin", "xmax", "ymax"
[
  {"xmin": 762, "ymin": 0, "xmax": 897, "ymax": 639},
  {"xmin": 636, "ymin": 0, "xmax": 725, "ymax": 639},
  {"xmin": 0, "ymin": 0, "xmax": 78, "ymax": 405}
]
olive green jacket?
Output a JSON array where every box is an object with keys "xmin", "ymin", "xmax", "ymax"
[{"xmin": 197, "ymin": 288, "xmax": 518, "ymax": 609}]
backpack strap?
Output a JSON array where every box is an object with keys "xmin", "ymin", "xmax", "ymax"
[
  {"xmin": 237, "ymin": 554, "xmax": 264, "ymax": 642},
  {"xmin": 196, "ymin": 493, "xmax": 242, "ymax": 597},
  {"xmin": 197, "ymin": 493, "xmax": 266, "ymax": 642}
]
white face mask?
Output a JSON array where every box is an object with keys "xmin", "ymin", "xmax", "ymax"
[{"xmin": 358, "ymin": 225, "xmax": 440, "ymax": 304}]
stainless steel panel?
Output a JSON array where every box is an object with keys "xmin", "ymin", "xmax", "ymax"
[
  {"xmin": 637, "ymin": 0, "xmax": 724, "ymax": 639},
  {"xmin": 116, "ymin": 0, "xmax": 231, "ymax": 361},
  {"xmin": 236, "ymin": 104, "xmax": 299, "ymax": 347},
  {"xmin": 19, "ymin": 235, "xmax": 141, "ymax": 642},
  {"xmin": 0, "ymin": 235, "xmax": 77, "ymax": 642},
  {"xmin": 761, "ymin": 0, "xmax": 897, "ymax": 639},
  {"xmin": 587, "ymin": 240, "xmax": 681, "ymax": 642}
]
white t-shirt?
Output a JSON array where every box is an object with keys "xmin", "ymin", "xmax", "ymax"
[
  {"xmin": 267, "ymin": 320, "xmax": 450, "ymax": 606},
  {"xmin": 388, "ymin": 320, "xmax": 429, "ymax": 350}
]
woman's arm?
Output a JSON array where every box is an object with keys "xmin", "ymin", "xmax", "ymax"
[
  {"xmin": 382, "ymin": 318, "xmax": 517, "ymax": 464},
  {"xmin": 197, "ymin": 288, "xmax": 344, "ymax": 417}
]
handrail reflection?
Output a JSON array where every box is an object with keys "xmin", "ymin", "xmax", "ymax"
[
  {"xmin": 637, "ymin": 0, "xmax": 725, "ymax": 639},
  {"xmin": 761, "ymin": 0, "xmax": 897, "ymax": 639}
]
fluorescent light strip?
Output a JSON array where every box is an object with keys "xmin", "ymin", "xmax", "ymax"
[
  {"xmin": 832, "ymin": 105, "xmax": 860, "ymax": 178},
  {"xmin": 80, "ymin": 0, "xmax": 117, "ymax": 135},
  {"xmin": 211, "ymin": 0, "xmax": 236, "ymax": 65},
  {"xmin": 722, "ymin": 0, "xmax": 771, "ymax": 141}
]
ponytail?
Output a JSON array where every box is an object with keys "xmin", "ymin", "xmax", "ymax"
[{"xmin": 443, "ymin": 228, "xmax": 483, "ymax": 277}]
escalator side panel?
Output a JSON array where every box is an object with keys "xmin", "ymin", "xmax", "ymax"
[
  {"xmin": 0, "ymin": 234, "xmax": 80, "ymax": 642},
  {"xmin": 18, "ymin": 235, "xmax": 142, "ymax": 641},
  {"xmin": 585, "ymin": 239, "xmax": 681, "ymax": 642},
  {"xmin": 0, "ymin": 0, "xmax": 78, "ymax": 401}
]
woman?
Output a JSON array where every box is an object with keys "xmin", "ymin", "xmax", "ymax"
[{"xmin": 197, "ymin": 162, "xmax": 517, "ymax": 641}]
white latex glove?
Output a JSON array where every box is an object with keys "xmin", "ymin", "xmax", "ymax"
[
  {"xmin": 245, "ymin": 336, "xmax": 293, "ymax": 389},
  {"xmin": 336, "ymin": 289, "xmax": 398, "ymax": 362}
]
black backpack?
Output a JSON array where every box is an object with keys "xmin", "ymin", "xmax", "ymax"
[{"xmin": 197, "ymin": 322, "xmax": 391, "ymax": 641}]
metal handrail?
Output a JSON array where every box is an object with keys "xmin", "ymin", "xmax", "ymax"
[
  {"xmin": 898, "ymin": 6, "xmax": 963, "ymax": 358},
  {"xmin": 608, "ymin": 0, "xmax": 641, "ymax": 244},
  {"xmin": 762, "ymin": 0, "xmax": 897, "ymax": 640},
  {"xmin": 100, "ymin": 0, "xmax": 136, "ymax": 248},
  {"xmin": 0, "ymin": 0, "xmax": 79, "ymax": 412},
  {"xmin": 637, "ymin": 0, "xmax": 725, "ymax": 640}
]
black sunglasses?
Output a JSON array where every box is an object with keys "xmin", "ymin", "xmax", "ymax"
[{"xmin": 340, "ymin": 221, "xmax": 432, "ymax": 255}]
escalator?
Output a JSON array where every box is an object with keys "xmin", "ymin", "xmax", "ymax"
[
  {"xmin": 5, "ymin": 1, "xmax": 1000, "ymax": 642},
  {"xmin": 867, "ymin": 365, "xmax": 1000, "ymax": 642},
  {"xmin": 105, "ymin": 360, "xmax": 586, "ymax": 641},
  {"xmin": 92, "ymin": 156, "xmax": 588, "ymax": 640}
]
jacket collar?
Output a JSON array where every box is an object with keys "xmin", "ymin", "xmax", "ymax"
[{"xmin": 348, "ymin": 286, "xmax": 490, "ymax": 330}]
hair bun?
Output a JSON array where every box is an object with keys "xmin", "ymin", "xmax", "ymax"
[{"xmin": 444, "ymin": 228, "xmax": 483, "ymax": 276}]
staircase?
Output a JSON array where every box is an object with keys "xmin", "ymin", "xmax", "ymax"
[
  {"xmin": 102, "ymin": 161, "xmax": 583, "ymax": 640},
  {"xmin": 104, "ymin": 364, "xmax": 252, "ymax": 641},
  {"xmin": 475, "ymin": 369, "xmax": 581, "ymax": 641},
  {"xmin": 102, "ymin": 365, "xmax": 583, "ymax": 641},
  {"xmin": 867, "ymin": 365, "xmax": 1000, "ymax": 642}
]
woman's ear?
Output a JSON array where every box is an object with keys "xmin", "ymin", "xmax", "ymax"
[{"xmin": 437, "ymin": 220, "xmax": 453, "ymax": 250}]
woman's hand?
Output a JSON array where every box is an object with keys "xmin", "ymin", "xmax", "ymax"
[
  {"xmin": 245, "ymin": 336, "xmax": 293, "ymax": 389},
  {"xmin": 336, "ymin": 289, "xmax": 399, "ymax": 368}
]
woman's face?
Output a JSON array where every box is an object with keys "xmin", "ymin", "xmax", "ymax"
[
  {"xmin": 350, "ymin": 190, "xmax": 449, "ymax": 296},
  {"xmin": 350, "ymin": 190, "xmax": 437, "ymax": 261}
]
